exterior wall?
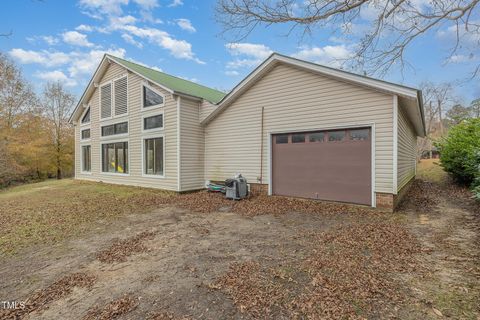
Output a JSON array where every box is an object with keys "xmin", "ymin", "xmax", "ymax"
[
  {"xmin": 199, "ymin": 100, "xmax": 218, "ymax": 122},
  {"xmin": 74, "ymin": 62, "xmax": 178, "ymax": 190},
  {"xmin": 179, "ymin": 97, "xmax": 205, "ymax": 191},
  {"xmin": 204, "ymin": 63, "xmax": 395, "ymax": 195},
  {"xmin": 397, "ymin": 104, "xmax": 417, "ymax": 191}
]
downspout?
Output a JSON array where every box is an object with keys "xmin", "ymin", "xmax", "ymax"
[{"xmin": 259, "ymin": 107, "xmax": 264, "ymax": 184}]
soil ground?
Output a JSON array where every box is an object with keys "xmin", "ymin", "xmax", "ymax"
[{"xmin": 0, "ymin": 159, "xmax": 478, "ymax": 319}]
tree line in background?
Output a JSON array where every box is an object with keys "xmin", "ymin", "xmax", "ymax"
[
  {"xmin": 0, "ymin": 52, "xmax": 74, "ymax": 187},
  {"xmin": 417, "ymin": 81, "xmax": 480, "ymax": 160}
]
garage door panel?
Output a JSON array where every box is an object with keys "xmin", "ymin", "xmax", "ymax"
[{"xmin": 272, "ymin": 128, "xmax": 371, "ymax": 205}]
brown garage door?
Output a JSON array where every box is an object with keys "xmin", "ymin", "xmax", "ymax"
[{"xmin": 272, "ymin": 128, "xmax": 372, "ymax": 205}]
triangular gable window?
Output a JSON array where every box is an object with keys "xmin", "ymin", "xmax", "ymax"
[
  {"xmin": 143, "ymin": 86, "xmax": 164, "ymax": 108},
  {"xmin": 81, "ymin": 107, "xmax": 90, "ymax": 124}
]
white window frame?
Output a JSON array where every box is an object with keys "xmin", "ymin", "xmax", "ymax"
[
  {"xmin": 100, "ymin": 120, "xmax": 129, "ymax": 141},
  {"xmin": 80, "ymin": 128, "xmax": 91, "ymax": 142},
  {"xmin": 99, "ymin": 74, "xmax": 129, "ymax": 122},
  {"xmin": 80, "ymin": 144, "xmax": 92, "ymax": 175},
  {"xmin": 100, "ymin": 138, "xmax": 130, "ymax": 176},
  {"xmin": 80, "ymin": 106, "xmax": 91, "ymax": 126},
  {"xmin": 141, "ymin": 133, "xmax": 166, "ymax": 179},
  {"xmin": 142, "ymin": 111, "xmax": 165, "ymax": 133},
  {"xmin": 141, "ymin": 82, "xmax": 165, "ymax": 111}
]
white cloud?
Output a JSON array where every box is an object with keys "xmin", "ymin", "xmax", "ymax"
[
  {"xmin": 9, "ymin": 49, "xmax": 46, "ymax": 64},
  {"xmin": 293, "ymin": 45, "xmax": 353, "ymax": 67},
  {"xmin": 132, "ymin": 0, "xmax": 158, "ymax": 10},
  {"xmin": 225, "ymin": 43, "xmax": 273, "ymax": 70},
  {"xmin": 68, "ymin": 48, "xmax": 126, "ymax": 77},
  {"xmin": 110, "ymin": 15, "xmax": 137, "ymax": 25},
  {"xmin": 225, "ymin": 70, "xmax": 239, "ymax": 76},
  {"xmin": 62, "ymin": 31, "xmax": 94, "ymax": 47},
  {"xmin": 176, "ymin": 18, "xmax": 196, "ymax": 33},
  {"xmin": 42, "ymin": 36, "xmax": 59, "ymax": 45},
  {"xmin": 447, "ymin": 54, "xmax": 476, "ymax": 63},
  {"xmin": 226, "ymin": 43, "xmax": 273, "ymax": 59},
  {"xmin": 437, "ymin": 23, "xmax": 480, "ymax": 45},
  {"xmin": 35, "ymin": 70, "xmax": 77, "ymax": 87},
  {"xmin": 75, "ymin": 24, "xmax": 94, "ymax": 32},
  {"xmin": 79, "ymin": 0, "xmax": 129, "ymax": 17},
  {"xmin": 118, "ymin": 25, "xmax": 204, "ymax": 63},
  {"xmin": 121, "ymin": 33, "xmax": 143, "ymax": 48},
  {"xmin": 168, "ymin": 0, "xmax": 183, "ymax": 7}
]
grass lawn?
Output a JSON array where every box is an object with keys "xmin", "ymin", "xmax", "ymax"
[
  {"xmin": 1, "ymin": 164, "xmax": 478, "ymax": 319},
  {"xmin": 0, "ymin": 179, "xmax": 174, "ymax": 255},
  {"xmin": 416, "ymin": 158, "xmax": 448, "ymax": 183}
]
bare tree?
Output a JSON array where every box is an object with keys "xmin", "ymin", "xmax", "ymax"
[
  {"xmin": 41, "ymin": 82, "xmax": 75, "ymax": 179},
  {"xmin": 216, "ymin": 0, "xmax": 480, "ymax": 77},
  {"xmin": 417, "ymin": 81, "xmax": 456, "ymax": 159}
]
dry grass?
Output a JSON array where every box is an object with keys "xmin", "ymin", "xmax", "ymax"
[
  {"xmin": 0, "ymin": 272, "xmax": 96, "ymax": 319},
  {"xmin": 214, "ymin": 222, "xmax": 424, "ymax": 319},
  {"xmin": 82, "ymin": 294, "xmax": 139, "ymax": 320},
  {"xmin": 96, "ymin": 230, "xmax": 157, "ymax": 263},
  {"xmin": 0, "ymin": 179, "xmax": 174, "ymax": 255},
  {"xmin": 416, "ymin": 159, "xmax": 448, "ymax": 183}
]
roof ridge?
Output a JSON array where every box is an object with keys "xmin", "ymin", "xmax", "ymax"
[{"xmin": 106, "ymin": 54, "xmax": 226, "ymax": 95}]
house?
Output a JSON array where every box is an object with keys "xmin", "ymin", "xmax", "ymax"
[{"xmin": 69, "ymin": 53, "xmax": 425, "ymax": 210}]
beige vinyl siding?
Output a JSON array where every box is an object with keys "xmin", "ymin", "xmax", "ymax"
[
  {"xmin": 397, "ymin": 104, "xmax": 417, "ymax": 191},
  {"xmin": 179, "ymin": 97, "xmax": 205, "ymax": 191},
  {"xmin": 205, "ymin": 63, "xmax": 395, "ymax": 193},
  {"xmin": 199, "ymin": 100, "xmax": 218, "ymax": 122},
  {"xmin": 74, "ymin": 62, "xmax": 178, "ymax": 190}
]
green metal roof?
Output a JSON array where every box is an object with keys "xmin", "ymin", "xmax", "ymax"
[{"xmin": 107, "ymin": 55, "xmax": 227, "ymax": 104}]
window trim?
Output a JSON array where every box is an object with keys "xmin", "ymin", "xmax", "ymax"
[
  {"xmin": 100, "ymin": 139, "xmax": 130, "ymax": 176},
  {"xmin": 142, "ymin": 111, "xmax": 165, "ymax": 133},
  {"xmin": 80, "ymin": 145, "xmax": 92, "ymax": 175},
  {"xmin": 80, "ymin": 106, "xmax": 91, "ymax": 126},
  {"xmin": 99, "ymin": 74, "xmax": 129, "ymax": 122},
  {"xmin": 80, "ymin": 128, "xmax": 91, "ymax": 142},
  {"xmin": 141, "ymin": 133, "xmax": 166, "ymax": 179},
  {"xmin": 141, "ymin": 82, "xmax": 165, "ymax": 111}
]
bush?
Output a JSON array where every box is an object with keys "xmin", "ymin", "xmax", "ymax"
[{"xmin": 436, "ymin": 118, "xmax": 480, "ymax": 186}]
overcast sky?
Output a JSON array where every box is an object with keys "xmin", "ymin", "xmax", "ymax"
[{"xmin": 1, "ymin": 0, "xmax": 479, "ymax": 103}]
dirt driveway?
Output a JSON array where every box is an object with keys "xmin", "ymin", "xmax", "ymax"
[{"xmin": 0, "ymin": 162, "xmax": 479, "ymax": 319}]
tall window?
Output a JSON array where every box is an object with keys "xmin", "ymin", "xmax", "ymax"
[
  {"xmin": 144, "ymin": 137, "xmax": 163, "ymax": 175},
  {"xmin": 82, "ymin": 146, "xmax": 91, "ymax": 172},
  {"xmin": 102, "ymin": 142, "xmax": 128, "ymax": 173},
  {"xmin": 81, "ymin": 107, "xmax": 90, "ymax": 124},
  {"xmin": 114, "ymin": 77, "xmax": 128, "ymax": 116},
  {"xmin": 143, "ymin": 86, "xmax": 163, "ymax": 108}
]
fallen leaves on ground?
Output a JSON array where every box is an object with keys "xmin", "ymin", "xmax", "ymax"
[
  {"xmin": 96, "ymin": 231, "xmax": 157, "ymax": 263},
  {"xmin": 82, "ymin": 294, "xmax": 139, "ymax": 320},
  {"xmin": 214, "ymin": 223, "xmax": 423, "ymax": 319},
  {"xmin": 148, "ymin": 311, "xmax": 192, "ymax": 320},
  {"xmin": 0, "ymin": 272, "xmax": 96, "ymax": 319},
  {"xmin": 177, "ymin": 191, "xmax": 375, "ymax": 216}
]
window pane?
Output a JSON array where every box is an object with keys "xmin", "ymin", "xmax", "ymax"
[
  {"xmin": 82, "ymin": 146, "xmax": 91, "ymax": 172},
  {"xmin": 102, "ymin": 143, "xmax": 115, "ymax": 172},
  {"xmin": 101, "ymin": 84, "xmax": 112, "ymax": 119},
  {"xmin": 276, "ymin": 135, "xmax": 288, "ymax": 144},
  {"xmin": 309, "ymin": 132, "xmax": 325, "ymax": 142},
  {"xmin": 81, "ymin": 129, "xmax": 90, "ymax": 140},
  {"xmin": 114, "ymin": 122, "xmax": 128, "ymax": 134},
  {"xmin": 81, "ymin": 108, "xmax": 90, "ymax": 123},
  {"xmin": 292, "ymin": 133, "xmax": 305, "ymax": 143},
  {"xmin": 145, "ymin": 138, "xmax": 163, "ymax": 175},
  {"xmin": 328, "ymin": 131, "xmax": 345, "ymax": 142},
  {"xmin": 349, "ymin": 129, "xmax": 369, "ymax": 141},
  {"xmin": 115, "ymin": 142, "xmax": 126, "ymax": 173},
  {"xmin": 144, "ymin": 114, "xmax": 163, "ymax": 130},
  {"xmin": 154, "ymin": 138, "xmax": 163, "ymax": 175},
  {"xmin": 102, "ymin": 125, "xmax": 114, "ymax": 136},
  {"xmin": 143, "ymin": 86, "xmax": 164, "ymax": 108}
]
